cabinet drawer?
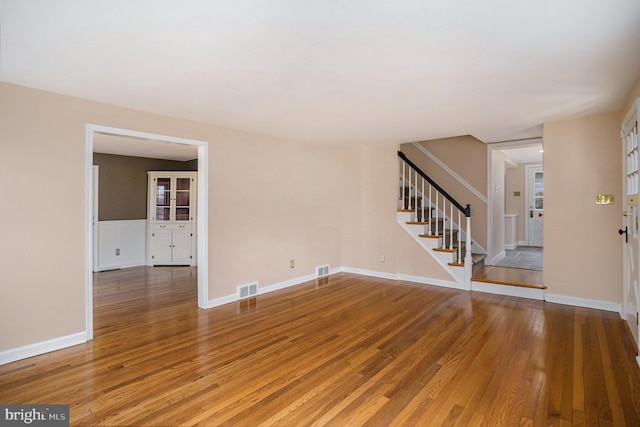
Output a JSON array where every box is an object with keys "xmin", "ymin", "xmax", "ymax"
[{"xmin": 151, "ymin": 224, "xmax": 192, "ymax": 231}]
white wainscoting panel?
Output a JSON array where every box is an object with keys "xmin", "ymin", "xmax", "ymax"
[{"xmin": 97, "ymin": 220, "xmax": 147, "ymax": 271}]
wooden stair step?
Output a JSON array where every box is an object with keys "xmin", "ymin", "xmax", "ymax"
[
  {"xmin": 448, "ymin": 253, "xmax": 485, "ymax": 267},
  {"xmin": 472, "ymin": 266, "xmax": 546, "ymax": 290}
]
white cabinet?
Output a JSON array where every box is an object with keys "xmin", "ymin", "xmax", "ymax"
[{"xmin": 147, "ymin": 172, "xmax": 197, "ymax": 266}]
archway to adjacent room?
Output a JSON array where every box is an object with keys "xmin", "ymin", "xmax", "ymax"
[{"xmin": 85, "ymin": 124, "xmax": 209, "ymax": 339}]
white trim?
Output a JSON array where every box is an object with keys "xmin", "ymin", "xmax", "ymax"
[
  {"xmin": 85, "ymin": 127, "xmax": 94, "ymax": 340},
  {"xmin": 86, "ymin": 124, "xmax": 210, "ymax": 331},
  {"xmin": 503, "ymin": 241, "xmax": 529, "ymax": 250},
  {"xmin": 261, "ymin": 273, "xmax": 317, "ymax": 294},
  {"xmin": 340, "ymin": 267, "xmax": 397, "ymax": 281},
  {"xmin": 0, "ymin": 332, "xmax": 86, "ymax": 366},
  {"xmin": 471, "ymin": 281, "xmax": 544, "ymax": 300},
  {"xmin": 411, "ymin": 142, "xmax": 488, "ymax": 204},
  {"xmin": 197, "ymin": 144, "xmax": 209, "ymax": 309},
  {"xmin": 341, "ymin": 267, "xmax": 463, "ymax": 290},
  {"xmin": 92, "ymin": 165, "xmax": 99, "ymax": 272},
  {"xmin": 544, "ymin": 293, "xmax": 622, "ymax": 313},
  {"xmin": 491, "ymin": 250, "xmax": 506, "ymax": 265},
  {"xmin": 204, "ymin": 268, "xmax": 341, "ymax": 309},
  {"xmin": 396, "ymin": 274, "xmax": 464, "ymax": 290}
]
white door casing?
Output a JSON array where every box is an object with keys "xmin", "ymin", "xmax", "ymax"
[
  {"xmin": 86, "ymin": 124, "xmax": 210, "ymax": 342},
  {"xmin": 622, "ymin": 99, "xmax": 640, "ymax": 353},
  {"xmin": 527, "ymin": 164, "xmax": 544, "ymax": 247}
]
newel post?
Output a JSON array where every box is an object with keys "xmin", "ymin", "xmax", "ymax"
[{"xmin": 463, "ymin": 205, "xmax": 472, "ymax": 290}]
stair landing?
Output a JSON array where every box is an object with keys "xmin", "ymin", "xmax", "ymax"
[{"xmin": 472, "ymin": 266, "xmax": 545, "ymax": 289}]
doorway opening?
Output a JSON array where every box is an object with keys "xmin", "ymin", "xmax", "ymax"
[
  {"xmin": 487, "ymin": 138, "xmax": 543, "ymax": 271},
  {"xmin": 85, "ymin": 124, "xmax": 209, "ymax": 340}
]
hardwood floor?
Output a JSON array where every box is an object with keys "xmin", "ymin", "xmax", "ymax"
[
  {"xmin": 2, "ymin": 267, "xmax": 640, "ymax": 426},
  {"xmin": 473, "ymin": 266, "xmax": 545, "ymax": 289}
]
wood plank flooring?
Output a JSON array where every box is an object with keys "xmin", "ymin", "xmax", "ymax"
[
  {"xmin": 473, "ymin": 266, "xmax": 546, "ymax": 289},
  {"xmin": 1, "ymin": 267, "xmax": 640, "ymax": 426}
]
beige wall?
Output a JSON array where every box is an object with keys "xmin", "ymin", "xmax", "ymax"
[
  {"xmin": 543, "ymin": 112, "xmax": 621, "ymax": 303},
  {"xmin": 0, "ymin": 82, "xmax": 451, "ymax": 353},
  {"xmin": 0, "ymin": 82, "xmax": 342, "ymax": 350},
  {"xmin": 490, "ymin": 150, "xmax": 509, "ymax": 258},
  {"xmin": 505, "ymin": 164, "xmax": 527, "ymax": 242}
]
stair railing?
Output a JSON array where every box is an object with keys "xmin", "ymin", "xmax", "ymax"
[{"xmin": 398, "ymin": 151, "xmax": 473, "ymax": 287}]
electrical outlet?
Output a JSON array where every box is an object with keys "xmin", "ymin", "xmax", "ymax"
[
  {"xmin": 290, "ymin": 259, "xmax": 295, "ymax": 268},
  {"xmin": 380, "ymin": 254, "xmax": 385, "ymax": 262},
  {"xmin": 115, "ymin": 248, "xmax": 120, "ymax": 256}
]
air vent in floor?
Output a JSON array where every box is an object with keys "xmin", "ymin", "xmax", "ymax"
[
  {"xmin": 238, "ymin": 282, "xmax": 258, "ymax": 299},
  {"xmin": 317, "ymin": 265, "xmax": 330, "ymax": 278}
]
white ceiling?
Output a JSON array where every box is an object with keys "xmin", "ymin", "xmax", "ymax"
[
  {"xmin": 2, "ymin": 0, "xmax": 639, "ymax": 147},
  {"xmin": 500, "ymin": 144, "xmax": 543, "ymax": 164}
]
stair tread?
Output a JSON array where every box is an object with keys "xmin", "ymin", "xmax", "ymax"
[
  {"xmin": 472, "ymin": 266, "xmax": 546, "ymax": 289},
  {"xmin": 448, "ymin": 253, "xmax": 485, "ymax": 266}
]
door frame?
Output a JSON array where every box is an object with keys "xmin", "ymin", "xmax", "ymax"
[
  {"xmin": 525, "ymin": 163, "xmax": 544, "ymax": 246},
  {"xmin": 621, "ymin": 98, "xmax": 640, "ymax": 364},
  {"xmin": 92, "ymin": 165, "xmax": 99, "ymax": 272},
  {"xmin": 487, "ymin": 138, "xmax": 543, "ymax": 264},
  {"xmin": 85, "ymin": 124, "xmax": 209, "ymax": 340}
]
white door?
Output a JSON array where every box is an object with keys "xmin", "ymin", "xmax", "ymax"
[
  {"xmin": 527, "ymin": 165, "xmax": 544, "ymax": 247},
  {"xmin": 622, "ymin": 104, "xmax": 639, "ymax": 349}
]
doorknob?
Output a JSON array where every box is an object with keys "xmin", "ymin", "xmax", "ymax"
[
  {"xmin": 619, "ymin": 227, "xmax": 628, "ymax": 243},
  {"xmin": 538, "ymin": 212, "xmax": 543, "ymax": 217}
]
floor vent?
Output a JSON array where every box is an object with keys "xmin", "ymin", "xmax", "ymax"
[
  {"xmin": 238, "ymin": 282, "xmax": 258, "ymax": 299},
  {"xmin": 317, "ymin": 265, "xmax": 330, "ymax": 278}
]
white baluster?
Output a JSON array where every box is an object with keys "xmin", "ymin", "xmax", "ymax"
[
  {"xmin": 464, "ymin": 215, "xmax": 472, "ymax": 290},
  {"xmin": 435, "ymin": 192, "xmax": 439, "ymax": 236},
  {"xmin": 449, "ymin": 204, "xmax": 454, "ymax": 250},
  {"xmin": 429, "ymin": 185, "xmax": 432, "ymax": 231},
  {"xmin": 401, "ymin": 161, "xmax": 405, "ymax": 210},
  {"xmin": 414, "ymin": 166, "xmax": 419, "ymax": 221},
  {"xmin": 408, "ymin": 167, "xmax": 412, "ymax": 210},
  {"xmin": 421, "ymin": 178, "xmax": 425, "ymax": 223},
  {"xmin": 458, "ymin": 211, "xmax": 462, "ymax": 263},
  {"xmin": 441, "ymin": 197, "xmax": 446, "ymax": 249}
]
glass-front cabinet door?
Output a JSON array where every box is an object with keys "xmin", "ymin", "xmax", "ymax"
[
  {"xmin": 148, "ymin": 172, "xmax": 197, "ymax": 223},
  {"xmin": 155, "ymin": 177, "xmax": 172, "ymax": 221},
  {"xmin": 175, "ymin": 177, "xmax": 192, "ymax": 221}
]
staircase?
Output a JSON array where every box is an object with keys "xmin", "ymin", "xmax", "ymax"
[{"xmin": 397, "ymin": 151, "xmax": 483, "ymax": 289}]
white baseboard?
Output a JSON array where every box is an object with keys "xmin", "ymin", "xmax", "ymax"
[
  {"xmin": 340, "ymin": 267, "xmax": 398, "ymax": 281},
  {"xmin": 341, "ymin": 268, "xmax": 464, "ymax": 290},
  {"xmin": 504, "ymin": 241, "xmax": 528, "ymax": 250},
  {"xmin": 396, "ymin": 274, "xmax": 464, "ymax": 290},
  {"xmin": 544, "ymin": 293, "xmax": 621, "ymax": 313},
  {"xmin": 2, "ymin": 268, "xmax": 625, "ymax": 366},
  {"xmin": 0, "ymin": 332, "xmax": 86, "ymax": 366},
  {"xmin": 204, "ymin": 267, "xmax": 341, "ymax": 309},
  {"xmin": 491, "ymin": 250, "xmax": 506, "ymax": 265},
  {"xmin": 472, "ymin": 281, "xmax": 544, "ymax": 300}
]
